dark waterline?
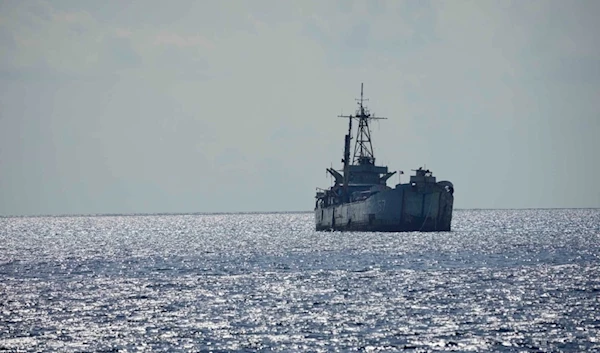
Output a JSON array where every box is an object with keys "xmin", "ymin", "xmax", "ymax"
[{"xmin": 1, "ymin": 209, "xmax": 599, "ymax": 351}]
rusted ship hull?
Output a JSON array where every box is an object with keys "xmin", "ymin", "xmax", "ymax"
[
  {"xmin": 314, "ymin": 84, "xmax": 454, "ymax": 232},
  {"xmin": 315, "ymin": 183, "xmax": 453, "ymax": 232}
]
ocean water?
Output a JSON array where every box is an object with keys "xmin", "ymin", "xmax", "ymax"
[{"xmin": 1, "ymin": 209, "xmax": 599, "ymax": 352}]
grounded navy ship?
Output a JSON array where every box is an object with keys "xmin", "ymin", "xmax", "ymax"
[{"xmin": 315, "ymin": 84, "xmax": 454, "ymax": 232}]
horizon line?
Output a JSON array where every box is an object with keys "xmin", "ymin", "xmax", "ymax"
[{"xmin": 1, "ymin": 207, "xmax": 600, "ymax": 218}]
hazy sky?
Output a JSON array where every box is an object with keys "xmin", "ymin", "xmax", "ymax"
[{"xmin": 1, "ymin": 0, "xmax": 599, "ymax": 216}]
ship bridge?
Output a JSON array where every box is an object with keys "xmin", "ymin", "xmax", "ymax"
[{"xmin": 347, "ymin": 164, "xmax": 390, "ymax": 185}]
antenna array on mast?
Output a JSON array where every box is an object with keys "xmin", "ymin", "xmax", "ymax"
[{"xmin": 338, "ymin": 83, "xmax": 386, "ymax": 166}]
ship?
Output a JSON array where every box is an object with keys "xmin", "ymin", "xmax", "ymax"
[{"xmin": 315, "ymin": 84, "xmax": 454, "ymax": 232}]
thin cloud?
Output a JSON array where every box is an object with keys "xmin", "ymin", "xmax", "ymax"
[
  {"xmin": 153, "ymin": 33, "xmax": 213, "ymax": 50},
  {"xmin": 1, "ymin": 0, "xmax": 598, "ymax": 215},
  {"xmin": 113, "ymin": 28, "xmax": 133, "ymax": 39},
  {"xmin": 51, "ymin": 10, "xmax": 94, "ymax": 25}
]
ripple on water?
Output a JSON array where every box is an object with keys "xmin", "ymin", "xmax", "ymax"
[{"xmin": 0, "ymin": 209, "xmax": 599, "ymax": 351}]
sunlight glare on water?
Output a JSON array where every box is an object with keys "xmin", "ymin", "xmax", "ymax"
[{"xmin": 1, "ymin": 209, "xmax": 599, "ymax": 351}]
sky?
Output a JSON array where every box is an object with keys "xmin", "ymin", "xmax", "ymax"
[{"xmin": 0, "ymin": 0, "xmax": 599, "ymax": 216}]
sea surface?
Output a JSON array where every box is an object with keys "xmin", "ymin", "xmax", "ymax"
[{"xmin": 1, "ymin": 209, "xmax": 599, "ymax": 352}]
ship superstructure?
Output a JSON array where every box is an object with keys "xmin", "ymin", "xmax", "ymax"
[{"xmin": 315, "ymin": 84, "xmax": 454, "ymax": 231}]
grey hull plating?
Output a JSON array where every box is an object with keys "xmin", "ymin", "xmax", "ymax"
[{"xmin": 315, "ymin": 183, "xmax": 453, "ymax": 232}]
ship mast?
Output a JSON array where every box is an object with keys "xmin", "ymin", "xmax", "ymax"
[{"xmin": 339, "ymin": 83, "xmax": 386, "ymax": 166}]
